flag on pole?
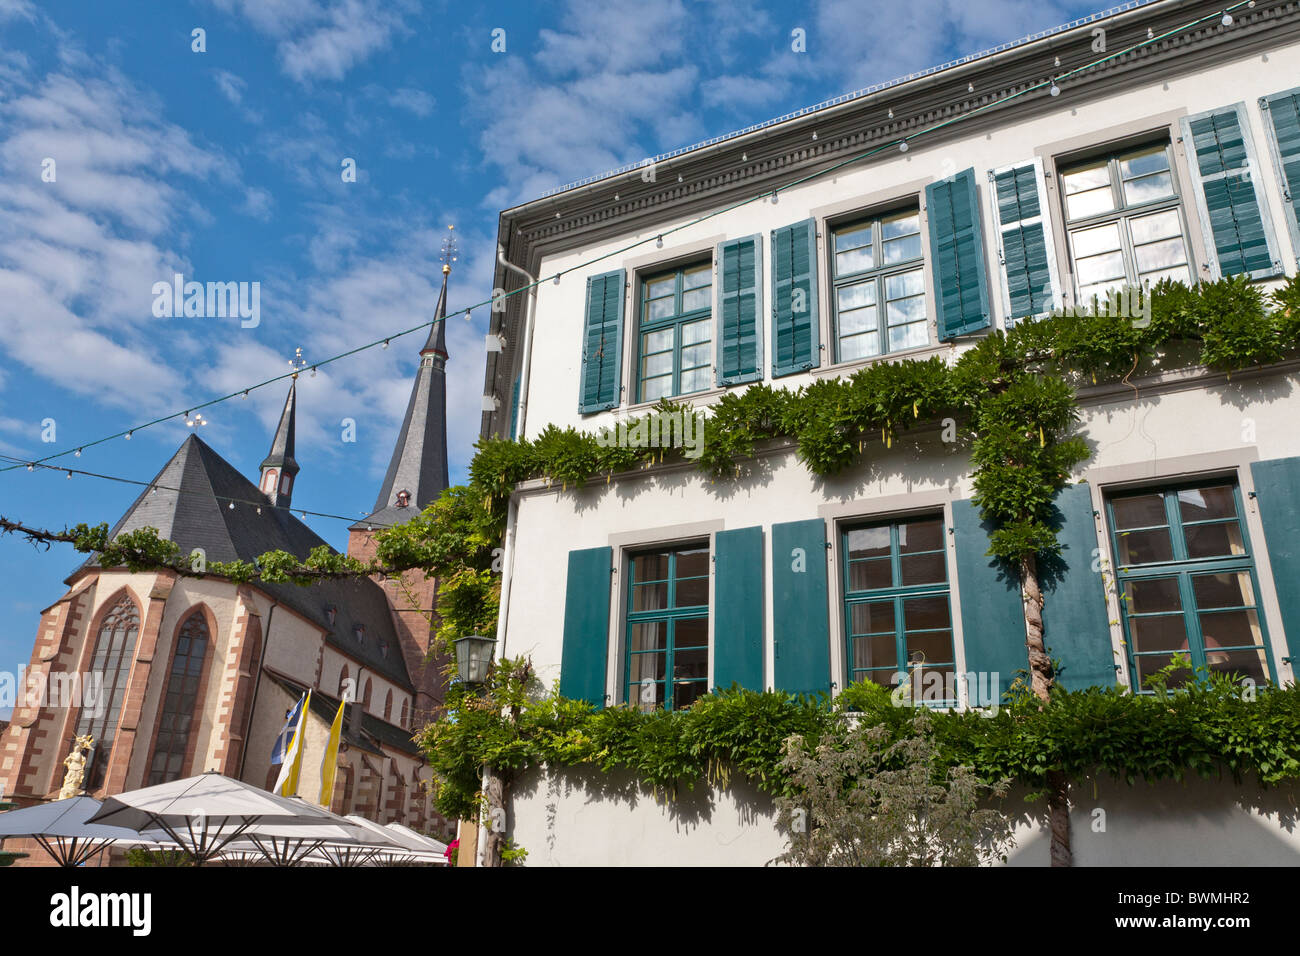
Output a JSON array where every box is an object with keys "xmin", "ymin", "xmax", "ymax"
[
  {"xmin": 273, "ymin": 690, "xmax": 310, "ymax": 797},
  {"xmin": 271, "ymin": 693, "xmax": 306, "ymax": 765},
  {"xmin": 318, "ymin": 698, "xmax": 346, "ymax": 807}
]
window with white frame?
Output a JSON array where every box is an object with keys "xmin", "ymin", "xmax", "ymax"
[
  {"xmin": 830, "ymin": 208, "xmax": 928, "ymax": 362},
  {"xmin": 637, "ymin": 263, "xmax": 713, "ymax": 402},
  {"xmin": 1059, "ymin": 142, "xmax": 1194, "ymax": 303}
]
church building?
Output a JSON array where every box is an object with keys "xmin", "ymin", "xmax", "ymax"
[{"xmin": 0, "ymin": 262, "xmax": 459, "ymax": 862}]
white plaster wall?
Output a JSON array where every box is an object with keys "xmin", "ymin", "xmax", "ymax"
[
  {"xmin": 520, "ymin": 37, "xmax": 1300, "ymax": 442},
  {"xmin": 510, "ymin": 769, "xmax": 1300, "ymax": 866}
]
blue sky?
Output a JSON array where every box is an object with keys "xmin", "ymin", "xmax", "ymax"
[{"xmin": 0, "ymin": 0, "xmax": 1103, "ymax": 688}]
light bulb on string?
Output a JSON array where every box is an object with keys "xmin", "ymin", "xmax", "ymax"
[
  {"xmin": 382, "ymin": 339, "xmax": 389, "ymax": 349},
  {"xmin": 242, "ymin": 390, "xmax": 249, "ymax": 399},
  {"xmin": 228, "ymin": 502, "xmax": 234, "ymax": 510},
  {"xmin": 1050, "ymin": 80, "xmax": 1061, "ymax": 97},
  {"xmin": 75, "ymin": 448, "xmax": 81, "ymax": 457},
  {"xmin": 1222, "ymin": 11, "xmax": 1233, "ymax": 25},
  {"xmin": 25, "ymin": 463, "xmax": 32, "ymax": 472},
  {"xmin": 66, "ymin": 471, "xmax": 72, "ymax": 480},
  {"xmin": 125, "ymin": 431, "xmax": 132, "ymax": 440},
  {"xmin": 656, "ymin": 235, "xmax": 663, "ymax": 248},
  {"xmin": 899, "ymin": 141, "xmax": 909, "ymax": 152},
  {"xmin": 553, "ymin": 274, "xmax": 561, "ymax": 285}
]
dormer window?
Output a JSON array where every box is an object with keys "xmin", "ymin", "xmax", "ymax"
[
  {"xmin": 396, "ymin": 489, "xmax": 411, "ymax": 508},
  {"xmin": 325, "ymin": 605, "xmax": 337, "ymax": 627},
  {"xmin": 354, "ymin": 624, "xmax": 365, "ymax": 644},
  {"xmin": 379, "ymin": 639, "xmax": 389, "ymax": 659}
]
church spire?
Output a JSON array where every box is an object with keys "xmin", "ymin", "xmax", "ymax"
[
  {"xmin": 260, "ymin": 349, "xmax": 304, "ymax": 509},
  {"xmin": 355, "ymin": 230, "xmax": 454, "ymax": 526}
]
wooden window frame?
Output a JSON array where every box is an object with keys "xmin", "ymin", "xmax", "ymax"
[
  {"xmin": 635, "ymin": 261, "xmax": 714, "ymax": 403},
  {"xmin": 623, "ymin": 541, "xmax": 710, "ymax": 711}
]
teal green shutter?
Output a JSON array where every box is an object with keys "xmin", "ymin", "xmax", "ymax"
[
  {"xmin": 1040, "ymin": 484, "xmax": 1116, "ymax": 690},
  {"xmin": 927, "ymin": 168, "xmax": 992, "ymax": 341},
  {"xmin": 713, "ymin": 526, "xmax": 764, "ymax": 690},
  {"xmin": 990, "ymin": 161, "xmax": 1057, "ymax": 322},
  {"xmin": 716, "ymin": 236, "xmax": 763, "ymax": 386},
  {"xmin": 1261, "ymin": 89, "xmax": 1300, "ymax": 268},
  {"xmin": 1182, "ymin": 106, "xmax": 1281, "ymax": 279},
  {"xmin": 579, "ymin": 270, "xmax": 624, "ymax": 413},
  {"xmin": 770, "ymin": 219, "xmax": 820, "ymax": 377},
  {"xmin": 559, "ymin": 546, "xmax": 612, "ymax": 704},
  {"xmin": 1248, "ymin": 457, "xmax": 1300, "ymax": 668},
  {"xmin": 771, "ymin": 519, "xmax": 831, "ymax": 695},
  {"xmin": 951, "ymin": 499, "xmax": 1024, "ymax": 703}
]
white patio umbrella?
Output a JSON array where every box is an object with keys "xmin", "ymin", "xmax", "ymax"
[
  {"xmin": 87, "ymin": 771, "xmax": 375, "ymax": 865},
  {"xmin": 385, "ymin": 822, "xmax": 449, "ymax": 858},
  {"xmin": 0, "ymin": 796, "xmax": 169, "ymax": 867},
  {"xmin": 342, "ymin": 815, "xmax": 445, "ymax": 866},
  {"xmin": 212, "ymin": 812, "xmax": 407, "ymax": 867}
]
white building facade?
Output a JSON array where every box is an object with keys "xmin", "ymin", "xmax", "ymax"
[{"xmin": 480, "ymin": 0, "xmax": 1300, "ymax": 865}]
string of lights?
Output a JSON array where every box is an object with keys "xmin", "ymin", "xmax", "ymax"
[
  {"xmin": 0, "ymin": 454, "xmax": 399, "ymax": 528},
  {"xmin": 0, "ymin": 0, "xmax": 1259, "ymax": 481}
]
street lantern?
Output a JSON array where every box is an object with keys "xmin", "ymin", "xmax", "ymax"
[{"xmin": 454, "ymin": 634, "xmax": 495, "ymax": 686}]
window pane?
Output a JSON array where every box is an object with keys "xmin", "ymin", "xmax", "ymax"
[
  {"xmin": 632, "ymin": 582, "xmax": 668, "ymax": 612},
  {"xmin": 673, "ymin": 647, "xmax": 708, "ymax": 682},
  {"xmin": 642, "ymin": 376, "xmax": 672, "ymax": 401},
  {"xmin": 681, "ymin": 319, "xmax": 710, "ymax": 345},
  {"xmin": 1192, "ymin": 572, "xmax": 1255, "ymax": 611},
  {"xmin": 643, "ymin": 328, "xmax": 673, "ymax": 354},
  {"xmin": 1120, "ymin": 145, "xmax": 1171, "ymax": 179},
  {"xmin": 676, "ymin": 548, "xmax": 709, "ymax": 577},
  {"xmin": 1117, "ymin": 528, "xmax": 1174, "ymax": 565},
  {"xmin": 680, "ymin": 367, "xmax": 711, "ymax": 393},
  {"xmin": 887, "ymin": 321, "xmax": 929, "ymax": 352},
  {"xmin": 881, "ymin": 212, "xmax": 922, "ymax": 264},
  {"xmin": 1134, "ymin": 653, "xmax": 1193, "ymax": 689},
  {"xmin": 1129, "ymin": 613, "xmax": 1188, "ymax": 653},
  {"xmin": 904, "ymin": 596, "xmax": 950, "ymax": 632},
  {"xmin": 1184, "ymin": 521, "xmax": 1245, "ymax": 559},
  {"xmin": 1071, "ymin": 222, "xmax": 1122, "ymax": 258},
  {"xmin": 838, "ymin": 281, "xmax": 876, "ymax": 312},
  {"xmin": 849, "ymin": 558, "xmax": 892, "ymax": 591},
  {"xmin": 886, "ymin": 295, "xmax": 926, "ymax": 324},
  {"xmin": 1133, "ymin": 237, "xmax": 1186, "ymax": 274},
  {"xmin": 675, "ymin": 576, "xmax": 708, "ymax": 608},
  {"xmin": 645, "ymin": 275, "xmax": 674, "ymax": 297},
  {"xmin": 1205, "ymin": 647, "xmax": 1268, "ymax": 684},
  {"xmin": 884, "ymin": 269, "xmax": 924, "ymax": 300},
  {"xmin": 840, "ymin": 333, "xmax": 880, "ymax": 362},
  {"xmin": 642, "ymin": 350, "xmax": 672, "ymax": 379},
  {"xmin": 851, "ymin": 633, "xmax": 897, "ymax": 671},
  {"xmin": 1123, "ymin": 171, "xmax": 1175, "ymax": 206},
  {"xmin": 906, "ymin": 630, "xmax": 954, "ymax": 667},
  {"xmin": 836, "ymin": 246, "xmax": 874, "ymax": 275},
  {"xmin": 675, "ymin": 617, "xmax": 708, "ymax": 647},
  {"xmin": 1199, "ymin": 609, "xmax": 1263, "ymax": 651},
  {"xmin": 910, "ymin": 664, "xmax": 956, "ymax": 704},
  {"xmin": 899, "ymin": 552, "xmax": 945, "ymax": 586},
  {"xmin": 838, "ymin": 306, "xmax": 878, "ymax": 336},
  {"xmin": 899, "ymin": 519, "xmax": 943, "ymax": 553},
  {"xmin": 850, "ymin": 600, "xmax": 895, "ymax": 635},
  {"xmin": 681, "ymin": 343, "xmax": 711, "ymax": 368},
  {"xmin": 1124, "ymin": 577, "xmax": 1182, "ymax": 614},
  {"xmin": 1075, "ymin": 250, "xmax": 1126, "ymax": 287},
  {"xmin": 1178, "ymin": 486, "xmax": 1236, "ymax": 522},
  {"xmin": 834, "ymin": 223, "xmax": 872, "ymax": 253},
  {"xmin": 682, "ymin": 264, "xmax": 711, "ymax": 289},
  {"xmin": 1130, "ymin": 209, "xmax": 1182, "ymax": 245},
  {"xmin": 1063, "ymin": 160, "xmax": 1111, "ymax": 194},
  {"xmin": 682, "ymin": 287, "xmax": 711, "ymax": 312},
  {"xmin": 647, "ymin": 296, "xmax": 675, "ymax": 320},
  {"xmin": 630, "ymin": 621, "xmax": 667, "ymax": 654},
  {"xmin": 847, "ymin": 526, "xmax": 890, "ymax": 559},
  {"xmin": 673, "ymin": 678, "xmax": 706, "ymax": 711},
  {"xmin": 1113, "ymin": 494, "xmax": 1167, "ymax": 529},
  {"xmin": 1067, "ymin": 186, "xmax": 1118, "ymax": 219}
]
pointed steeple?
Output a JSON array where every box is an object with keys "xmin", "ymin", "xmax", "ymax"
[
  {"xmin": 260, "ymin": 357, "xmax": 303, "ymax": 509},
  {"xmin": 355, "ymin": 231, "xmax": 453, "ymax": 528}
]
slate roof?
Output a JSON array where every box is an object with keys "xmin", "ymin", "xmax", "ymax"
[
  {"xmin": 74, "ymin": 434, "xmax": 413, "ymax": 690},
  {"xmin": 355, "ymin": 267, "xmax": 451, "ymax": 529}
]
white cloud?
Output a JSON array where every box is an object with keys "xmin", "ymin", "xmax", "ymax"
[
  {"xmin": 241, "ymin": 186, "xmax": 274, "ymax": 219},
  {"xmin": 212, "ymin": 0, "xmax": 418, "ymax": 84},
  {"xmin": 388, "ymin": 86, "xmax": 434, "ymax": 117},
  {"xmin": 213, "ymin": 69, "xmax": 246, "ymax": 105},
  {"xmin": 0, "ymin": 0, "xmax": 35, "ymax": 23}
]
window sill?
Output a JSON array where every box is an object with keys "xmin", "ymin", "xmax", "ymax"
[
  {"xmin": 623, "ymin": 383, "xmax": 729, "ymax": 415},
  {"xmin": 809, "ymin": 341, "xmax": 951, "ymax": 380}
]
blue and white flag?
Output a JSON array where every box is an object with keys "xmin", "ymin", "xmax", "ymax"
[{"xmin": 271, "ymin": 693, "xmax": 307, "ymax": 766}]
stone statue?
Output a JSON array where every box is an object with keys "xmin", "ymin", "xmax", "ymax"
[{"xmin": 58, "ymin": 734, "xmax": 94, "ymax": 799}]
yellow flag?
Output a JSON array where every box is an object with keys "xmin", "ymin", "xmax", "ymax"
[
  {"xmin": 318, "ymin": 698, "xmax": 346, "ymax": 807},
  {"xmin": 274, "ymin": 690, "xmax": 311, "ymax": 797}
]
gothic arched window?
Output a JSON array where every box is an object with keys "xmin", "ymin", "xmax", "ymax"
[
  {"xmin": 383, "ymin": 689, "xmax": 393, "ymax": 722},
  {"xmin": 75, "ymin": 595, "xmax": 140, "ymax": 790},
  {"xmin": 147, "ymin": 610, "xmax": 210, "ymax": 786}
]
